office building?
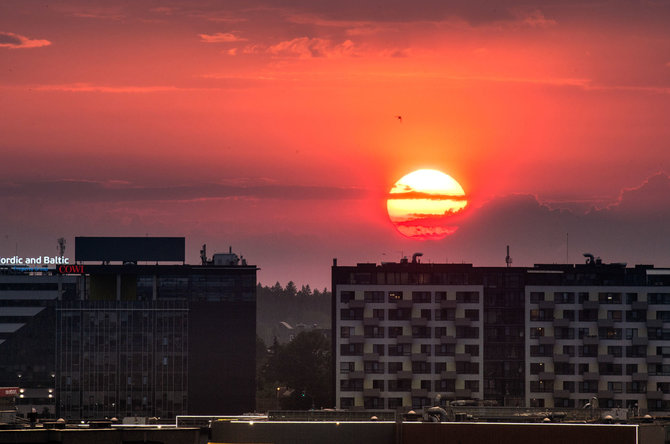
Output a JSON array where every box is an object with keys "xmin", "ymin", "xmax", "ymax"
[
  {"xmin": 332, "ymin": 255, "xmax": 670, "ymax": 413},
  {"xmin": 1, "ymin": 237, "xmax": 257, "ymax": 420}
]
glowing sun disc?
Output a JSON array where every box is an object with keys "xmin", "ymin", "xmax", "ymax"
[{"xmin": 387, "ymin": 169, "xmax": 468, "ymax": 240}]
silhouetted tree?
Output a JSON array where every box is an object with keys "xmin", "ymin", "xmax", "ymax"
[{"xmin": 263, "ymin": 330, "xmax": 332, "ymax": 409}]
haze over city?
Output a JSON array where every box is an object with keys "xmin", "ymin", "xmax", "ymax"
[{"xmin": 2, "ymin": 0, "xmax": 670, "ymax": 288}]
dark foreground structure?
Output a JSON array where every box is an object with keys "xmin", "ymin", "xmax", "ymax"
[{"xmin": 211, "ymin": 420, "xmax": 660, "ymax": 444}]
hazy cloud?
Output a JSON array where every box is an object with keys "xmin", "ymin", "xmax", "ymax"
[
  {"xmin": 0, "ymin": 32, "xmax": 51, "ymax": 49},
  {"xmin": 199, "ymin": 32, "xmax": 246, "ymax": 43},
  {"xmin": 0, "ymin": 180, "xmax": 366, "ymax": 202}
]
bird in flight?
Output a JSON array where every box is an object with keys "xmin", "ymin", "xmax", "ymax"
[{"xmin": 394, "ymin": 115, "xmax": 402, "ymax": 123}]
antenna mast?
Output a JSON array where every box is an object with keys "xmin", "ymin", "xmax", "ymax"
[{"xmin": 505, "ymin": 245, "xmax": 512, "ymax": 268}]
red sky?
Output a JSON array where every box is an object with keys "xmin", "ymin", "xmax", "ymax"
[{"xmin": 2, "ymin": 0, "xmax": 670, "ymax": 288}]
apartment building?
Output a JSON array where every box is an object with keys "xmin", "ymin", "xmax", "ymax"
[{"xmin": 332, "ymin": 256, "xmax": 670, "ymax": 413}]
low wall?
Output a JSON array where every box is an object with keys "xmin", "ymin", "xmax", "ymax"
[{"xmin": 0, "ymin": 427, "xmax": 200, "ymax": 444}]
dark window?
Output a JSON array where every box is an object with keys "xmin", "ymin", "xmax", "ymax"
[
  {"xmin": 456, "ymin": 291, "xmax": 479, "ymax": 303},
  {"xmin": 364, "ymin": 291, "xmax": 384, "ymax": 303},
  {"xmin": 340, "ymin": 291, "xmax": 354, "ymax": 303},
  {"xmin": 412, "ymin": 291, "xmax": 431, "ymax": 303},
  {"xmin": 388, "ymin": 291, "xmax": 403, "ymax": 302}
]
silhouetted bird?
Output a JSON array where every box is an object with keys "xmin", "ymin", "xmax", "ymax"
[{"xmin": 394, "ymin": 115, "xmax": 402, "ymax": 122}]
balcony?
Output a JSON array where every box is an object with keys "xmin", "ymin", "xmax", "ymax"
[
  {"xmin": 440, "ymin": 300, "xmax": 457, "ymax": 309},
  {"xmin": 583, "ymin": 336, "xmax": 599, "ymax": 345},
  {"xmin": 455, "ymin": 353, "xmax": 472, "ymax": 362},
  {"xmin": 349, "ymin": 335, "xmax": 365, "ymax": 344},
  {"xmin": 582, "ymin": 372, "xmax": 599, "ymax": 380},
  {"xmin": 411, "ymin": 317, "xmax": 428, "ymax": 327},
  {"xmin": 597, "ymin": 319, "xmax": 614, "ymax": 328},
  {"xmin": 647, "ymin": 319, "xmax": 663, "ymax": 328},
  {"xmin": 539, "ymin": 336, "xmax": 555, "ymax": 345},
  {"xmin": 363, "ymin": 388, "xmax": 381, "ymax": 397},
  {"xmin": 553, "ymin": 318, "xmax": 570, "ymax": 328},
  {"xmin": 554, "ymin": 390, "xmax": 570, "ymax": 398},
  {"xmin": 597, "ymin": 390, "xmax": 614, "ymax": 399},
  {"xmin": 632, "ymin": 372, "xmax": 649, "ymax": 381},
  {"xmin": 411, "ymin": 353, "xmax": 428, "ymax": 361},
  {"xmin": 632, "ymin": 336, "xmax": 648, "ymax": 346},
  {"xmin": 397, "ymin": 335, "xmax": 413, "ymax": 344},
  {"xmin": 454, "ymin": 318, "xmax": 472, "ymax": 327},
  {"xmin": 597, "ymin": 354, "xmax": 614, "ymax": 363},
  {"xmin": 647, "ymin": 355, "xmax": 663, "ymax": 364},
  {"xmin": 348, "ymin": 300, "xmax": 365, "ymax": 309},
  {"xmin": 441, "ymin": 371, "xmax": 457, "ymax": 379},
  {"xmin": 396, "ymin": 371, "xmax": 413, "ymax": 380},
  {"xmin": 539, "ymin": 300, "xmax": 555, "ymax": 309},
  {"xmin": 440, "ymin": 335, "xmax": 457, "ymax": 344},
  {"xmin": 363, "ymin": 353, "xmax": 380, "ymax": 361},
  {"xmin": 632, "ymin": 301, "xmax": 648, "ymax": 310},
  {"xmin": 363, "ymin": 317, "xmax": 380, "ymax": 326},
  {"xmin": 553, "ymin": 354, "xmax": 570, "ymax": 363},
  {"xmin": 411, "ymin": 388, "xmax": 429, "ymax": 398},
  {"xmin": 538, "ymin": 372, "xmax": 555, "ymax": 380},
  {"xmin": 455, "ymin": 388, "xmax": 472, "ymax": 398},
  {"xmin": 582, "ymin": 300, "xmax": 599, "ymax": 309},
  {"xmin": 647, "ymin": 390, "xmax": 664, "ymax": 400},
  {"xmin": 397, "ymin": 300, "xmax": 413, "ymax": 309}
]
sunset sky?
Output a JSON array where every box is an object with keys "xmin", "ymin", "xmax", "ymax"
[{"xmin": 2, "ymin": 0, "xmax": 670, "ymax": 288}]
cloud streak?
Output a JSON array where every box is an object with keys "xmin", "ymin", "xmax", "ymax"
[
  {"xmin": 0, "ymin": 32, "xmax": 51, "ymax": 49},
  {"xmin": 0, "ymin": 180, "xmax": 367, "ymax": 203},
  {"xmin": 199, "ymin": 32, "xmax": 246, "ymax": 43}
]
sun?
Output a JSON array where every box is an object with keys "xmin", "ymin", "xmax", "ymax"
[{"xmin": 387, "ymin": 169, "xmax": 468, "ymax": 240}]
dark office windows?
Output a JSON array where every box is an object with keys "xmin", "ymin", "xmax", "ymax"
[
  {"xmin": 340, "ymin": 291, "xmax": 354, "ymax": 303},
  {"xmin": 412, "ymin": 291, "xmax": 431, "ymax": 303},
  {"xmin": 364, "ymin": 291, "xmax": 384, "ymax": 303},
  {"xmin": 456, "ymin": 291, "xmax": 479, "ymax": 303}
]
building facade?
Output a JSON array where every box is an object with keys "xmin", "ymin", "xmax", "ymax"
[
  {"xmin": 332, "ymin": 257, "xmax": 670, "ymax": 413},
  {"xmin": 1, "ymin": 237, "xmax": 257, "ymax": 420}
]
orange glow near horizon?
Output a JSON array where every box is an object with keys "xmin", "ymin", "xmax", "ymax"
[{"xmin": 387, "ymin": 169, "xmax": 468, "ymax": 240}]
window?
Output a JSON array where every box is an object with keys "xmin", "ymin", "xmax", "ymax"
[
  {"xmin": 435, "ymin": 362, "xmax": 446, "ymax": 373},
  {"xmin": 364, "ymin": 326, "xmax": 384, "ymax": 338},
  {"xmin": 626, "ymin": 364, "xmax": 638, "ymax": 375},
  {"xmin": 530, "ymin": 380, "xmax": 554, "ymax": 393},
  {"xmin": 388, "ymin": 291, "xmax": 403, "ymax": 302},
  {"xmin": 555, "ymin": 327, "xmax": 575, "ymax": 339},
  {"xmin": 340, "ymin": 308, "xmax": 363, "ymax": 320},
  {"xmin": 530, "ymin": 345, "xmax": 552, "ymax": 357},
  {"xmin": 563, "ymin": 345, "xmax": 575, "ymax": 357},
  {"xmin": 626, "ymin": 293, "xmax": 638, "ymax": 304},
  {"xmin": 435, "ymin": 308, "xmax": 455, "ymax": 321},
  {"xmin": 364, "ymin": 361, "xmax": 384, "ymax": 373},
  {"xmin": 579, "ymin": 345, "xmax": 597, "ymax": 357},
  {"xmin": 579, "ymin": 310, "xmax": 597, "ymax": 322},
  {"xmin": 599, "ymin": 363, "xmax": 622, "ymax": 376},
  {"xmin": 412, "ymin": 326, "xmax": 430, "ymax": 338},
  {"xmin": 456, "ymin": 326, "xmax": 479, "ymax": 339},
  {"xmin": 387, "ymin": 398, "xmax": 403, "ymax": 409},
  {"xmin": 420, "ymin": 309, "xmax": 432, "ymax": 320},
  {"xmin": 373, "ymin": 344, "xmax": 385, "ymax": 356},
  {"xmin": 464, "ymin": 380, "xmax": 480, "ymax": 392},
  {"xmin": 530, "ymin": 292, "xmax": 545, "ymax": 303},
  {"xmin": 563, "ymin": 381, "xmax": 575, "ymax": 392},
  {"xmin": 435, "ymin": 291, "xmax": 447, "ymax": 301},
  {"xmin": 607, "ymin": 382, "xmax": 622, "ymax": 393},
  {"xmin": 530, "ymin": 363, "xmax": 545, "ymax": 375},
  {"xmin": 421, "ymin": 344, "xmax": 432, "ymax": 356},
  {"xmin": 555, "ymin": 292, "xmax": 575, "ymax": 304},
  {"xmin": 412, "ymin": 361, "xmax": 431, "ymax": 373},
  {"xmin": 579, "ymin": 381, "xmax": 598, "ymax": 393},
  {"xmin": 464, "ymin": 309, "xmax": 479, "ymax": 321},
  {"xmin": 530, "ymin": 309, "xmax": 553, "ymax": 321},
  {"xmin": 530, "ymin": 327, "xmax": 545, "ymax": 339},
  {"xmin": 435, "ymin": 344, "xmax": 455, "ymax": 356},
  {"xmin": 388, "ymin": 326, "xmax": 403, "ymax": 338},
  {"xmin": 412, "ymin": 291, "xmax": 431, "ymax": 303},
  {"xmin": 464, "ymin": 344, "xmax": 479, "ymax": 356},
  {"xmin": 340, "ymin": 379, "xmax": 363, "ymax": 391},
  {"xmin": 563, "ymin": 310, "xmax": 575, "ymax": 321},
  {"xmin": 389, "ymin": 308, "xmax": 411, "ymax": 320},
  {"xmin": 340, "ymin": 343, "xmax": 363, "ymax": 356},
  {"xmin": 555, "ymin": 363, "xmax": 575, "ymax": 375},
  {"xmin": 456, "ymin": 291, "xmax": 479, "ymax": 303},
  {"xmin": 598, "ymin": 327, "xmax": 622, "ymax": 340},
  {"xmin": 626, "ymin": 328, "xmax": 639, "ymax": 339},
  {"xmin": 340, "ymin": 326, "xmax": 353, "ymax": 338},
  {"xmin": 389, "ymin": 344, "xmax": 410, "ymax": 356},
  {"xmin": 626, "ymin": 310, "xmax": 645, "ymax": 322},
  {"xmin": 456, "ymin": 362, "xmax": 479, "ymax": 374},
  {"xmin": 434, "ymin": 327, "xmax": 447, "ymax": 338},
  {"xmin": 373, "ymin": 309, "xmax": 385, "ymax": 320},
  {"xmin": 364, "ymin": 291, "xmax": 384, "ymax": 302},
  {"xmin": 437, "ymin": 380, "xmax": 455, "ymax": 392},
  {"xmin": 607, "ymin": 310, "xmax": 623, "ymax": 321},
  {"xmin": 388, "ymin": 362, "xmax": 403, "ymax": 374},
  {"xmin": 607, "ymin": 346, "xmax": 622, "ymax": 357},
  {"xmin": 578, "ymin": 292, "xmax": 590, "ymax": 303},
  {"xmin": 649, "ymin": 293, "xmax": 670, "ymax": 304},
  {"xmin": 578, "ymin": 328, "xmax": 590, "ymax": 339},
  {"xmin": 598, "ymin": 292, "xmax": 622, "ymax": 304},
  {"xmin": 340, "ymin": 362, "xmax": 354, "ymax": 374},
  {"xmin": 340, "ymin": 291, "xmax": 354, "ymax": 303}
]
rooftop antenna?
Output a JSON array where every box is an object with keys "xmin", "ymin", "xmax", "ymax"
[
  {"xmin": 57, "ymin": 238, "xmax": 66, "ymax": 257},
  {"xmin": 505, "ymin": 245, "xmax": 512, "ymax": 268}
]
